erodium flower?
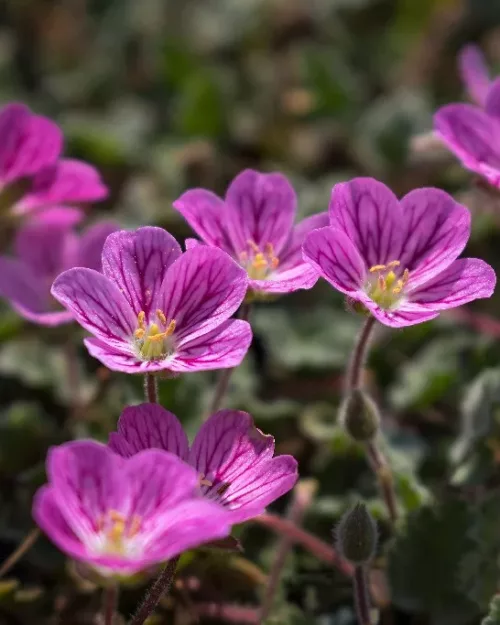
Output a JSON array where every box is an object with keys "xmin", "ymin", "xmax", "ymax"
[
  {"xmin": 0, "ymin": 207, "xmax": 117, "ymax": 326},
  {"xmin": 173, "ymin": 169, "xmax": 328, "ymax": 296},
  {"xmin": 302, "ymin": 177, "xmax": 496, "ymax": 328},
  {"xmin": 434, "ymin": 46, "xmax": 500, "ymax": 187},
  {"xmin": 0, "ymin": 103, "xmax": 107, "ymax": 216},
  {"xmin": 33, "ymin": 441, "xmax": 231, "ymax": 576},
  {"xmin": 51, "ymin": 227, "xmax": 251, "ymax": 373},
  {"xmin": 108, "ymin": 404, "xmax": 298, "ymax": 524}
]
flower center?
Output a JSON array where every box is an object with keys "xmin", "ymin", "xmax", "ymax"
[
  {"xmin": 134, "ymin": 309, "xmax": 176, "ymax": 361},
  {"xmin": 365, "ymin": 260, "xmax": 409, "ymax": 309},
  {"xmin": 198, "ymin": 473, "xmax": 231, "ymax": 501},
  {"xmin": 239, "ymin": 240, "xmax": 279, "ymax": 280},
  {"xmin": 97, "ymin": 510, "xmax": 142, "ymax": 556}
]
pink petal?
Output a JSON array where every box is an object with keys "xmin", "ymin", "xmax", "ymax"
[
  {"xmin": 19, "ymin": 159, "xmax": 108, "ymax": 213},
  {"xmin": 158, "ymin": 246, "xmax": 248, "ymax": 343},
  {"xmin": 0, "ymin": 257, "xmax": 71, "ymax": 325},
  {"xmin": 173, "ymin": 189, "xmax": 234, "ymax": 253},
  {"xmin": 172, "ymin": 319, "xmax": 252, "ymax": 372},
  {"xmin": 75, "ymin": 221, "xmax": 119, "ymax": 272},
  {"xmin": 249, "ymin": 262, "xmax": 321, "ymax": 293},
  {"xmin": 361, "ymin": 299, "xmax": 440, "ymax": 328},
  {"xmin": 14, "ymin": 211, "xmax": 79, "ymax": 278},
  {"xmin": 190, "ymin": 410, "xmax": 297, "ymax": 522},
  {"xmin": 329, "ymin": 178, "xmax": 404, "ymax": 268},
  {"xmin": 102, "ymin": 227, "xmax": 182, "ymax": 319},
  {"xmin": 434, "ymin": 103, "xmax": 500, "ymax": 187},
  {"xmin": 407, "ymin": 258, "xmax": 496, "ymax": 309},
  {"xmin": 109, "ymin": 404, "xmax": 189, "ymax": 461},
  {"xmin": 302, "ymin": 226, "xmax": 366, "ymax": 295},
  {"xmin": 124, "ymin": 450, "xmax": 198, "ymax": 520},
  {"xmin": 185, "ymin": 237, "xmax": 202, "ymax": 250},
  {"xmin": 47, "ymin": 441, "xmax": 125, "ymax": 542},
  {"xmin": 0, "ymin": 104, "xmax": 62, "ymax": 184},
  {"xmin": 399, "ymin": 188, "xmax": 471, "ymax": 288},
  {"xmin": 83, "ymin": 337, "xmax": 155, "ymax": 373},
  {"xmin": 485, "ymin": 77, "xmax": 500, "ymax": 118},
  {"xmin": 224, "ymin": 169, "xmax": 296, "ymax": 255},
  {"xmin": 51, "ymin": 268, "xmax": 137, "ymax": 342},
  {"xmin": 278, "ymin": 212, "xmax": 330, "ymax": 271},
  {"xmin": 32, "ymin": 486, "xmax": 89, "ymax": 562},
  {"xmin": 459, "ymin": 44, "xmax": 491, "ymax": 106},
  {"xmin": 142, "ymin": 499, "xmax": 231, "ymax": 565}
]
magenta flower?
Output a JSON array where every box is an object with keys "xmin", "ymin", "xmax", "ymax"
[
  {"xmin": 173, "ymin": 169, "xmax": 328, "ymax": 295},
  {"xmin": 0, "ymin": 103, "xmax": 107, "ymax": 216},
  {"xmin": 0, "ymin": 208, "xmax": 117, "ymax": 326},
  {"xmin": 302, "ymin": 178, "xmax": 496, "ymax": 328},
  {"xmin": 33, "ymin": 441, "xmax": 231, "ymax": 576},
  {"xmin": 51, "ymin": 227, "xmax": 251, "ymax": 373},
  {"xmin": 434, "ymin": 46, "xmax": 500, "ymax": 187},
  {"xmin": 108, "ymin": 404, "xmax": 298, "ymax": 524}
]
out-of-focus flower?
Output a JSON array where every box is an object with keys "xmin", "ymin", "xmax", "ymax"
[
  {"xmin": 108, "ymin": 404, "xmax": 298, "ymax": 524},
  {"xmin": 302, "ymin": 177, "xmax": 496, "ymax": 328},
  {"xmin": 51, "ymin": 227, "xmax": 251, "ymax": 373},
  {"xmin": 434, "ymin": 46, "xmax": 500, "ymax": 187},
  {"xmin": 0, "ymin": 103, "xmax": 108, "ymax": 217},
  {"xmin": 174, "ymin": 169, "xmax": 328, "ymax": 297},
  {"xmin": 459, "ymin": 44, "xmax": 492, "ymax": 107},
  {"xmin": 33, "ymin": 441, "xmax": 231, "ymax": 576},
  {"xmin": 0, "ymin": 207, "xmax": 117, "ymax": 326}
]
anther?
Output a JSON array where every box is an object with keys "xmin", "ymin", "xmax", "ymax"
[
  {"xmin": 157, "ymin": 309, "xmax": 167, "ymax": 325},
  {"xmin": 137, "ymin": 311, "xmax": 146, "ymax": 328},
  {"xmin": 369, "ymin": 264, "xmax": 386, "ymax": 273},
  {"xmin": 134, "ymin": 328, "xmax": 145, "ymax": 339},
  {"xmin": 386, "ymin": 260, "xmax": 401, "ymax": 268}
]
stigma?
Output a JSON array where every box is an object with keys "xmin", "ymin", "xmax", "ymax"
[
  {"xmin": 134, "ymin": 310, "xmax": 176, "ymax": 361},
  {"xmin": 366, "ymin": 260, "xmax": 409, "ymax": 309},
  {"xmin": 239, "ymin": 240, "xmax": 279, "ymax": 280},
  {"xmin": 97, "ymin": 510, "xmax": 142, "ymax": 555}
]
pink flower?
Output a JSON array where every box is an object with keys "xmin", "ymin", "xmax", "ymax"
[
  {"xmin": 0, "ymin": 208, "xmax": 117, "ymax": 326},
  {"xmin": 434, "ymin": 46, "xmax": 500, "ymax": 187},
  {"xmin": 0, "ymin": 103, "xmax": 107, "ymax": 216},
  {"xmin": 33, "ymin": 441, "xmax": 231, "ymax": 576},
  {"xmin": 173, "ymin": 169, "xmax": 328, "ymax": 296},
  {"xmin": 108, "ymin": 404, "xmax": 298, "ymax": 524},
  {"xmin": 302, "ymin": 177, "xmax": 496, "ymax": 328},
  {"xmin": 51, "ymin": 227, "xmax": 252, "ymax": 373}
]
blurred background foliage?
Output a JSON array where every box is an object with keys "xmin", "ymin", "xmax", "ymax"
[{"xmin": 3, "ymin": 0, "xmax": 500, "ymax": 623}]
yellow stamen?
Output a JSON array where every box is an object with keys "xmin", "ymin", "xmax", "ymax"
[
  {"xmin": 369, "ymin": 264, "xmax": 387, "ymax": 273},
  {"xmin": 156, "ymin": 309, "xmax": 167, "ymax": 325},
  {"xmin": 386, "ymin": 260, "xmax": 401, "ymax": 268},
  {"xmin": 199, "ymin": 474, "xmax": 213, "ymax": 487},
  {"xmin": 366, "ymin": 259, "xmax": 410, "ymax": 309},
  {"xmin": 137, "ymin": 311, "xmax": 146, "ymax": 329},
  {"xmin": 134, "ymin": 328, "xmax": 145, "ymax": 339}
]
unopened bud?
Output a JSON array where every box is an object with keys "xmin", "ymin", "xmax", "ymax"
[
  {"xmin": 336, "ymin": 502, "xmax": 377, "ymax": 565},
  {"xmin": 341, "ymin": 389, "xmax": 380, "ymax": 442}
]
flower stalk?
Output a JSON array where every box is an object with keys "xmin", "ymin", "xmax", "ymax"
[
  {"xmin": 353, "ymin": 565, "xmax": 372, "ymax": 625},
  {"xmin": 128, "ymin": 556, "xmax": 180, "ymax": 625},
  {"xmin": 346, "ymin": 317, "xmax": 398, "ymax": 524},
  {"xmin": 103, "ymin": 583, "xmax": 119, "ymax": 625},
  {"xmin": 144, "ymin": 373, "xmax": 158, "ymax": 403}
]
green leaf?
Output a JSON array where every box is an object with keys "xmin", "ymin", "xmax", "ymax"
[{"xmin": 388, "ymin": 498, "xmax": 479, "ymax": 625}]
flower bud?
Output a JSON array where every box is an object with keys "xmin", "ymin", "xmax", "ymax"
[
  {"xmin": 336, "ymin": 503, "xmax": 377, "ymax": 565},
  {"xmin": 340, "ymin": 389, "xmax": 380, "ymax": 442}
]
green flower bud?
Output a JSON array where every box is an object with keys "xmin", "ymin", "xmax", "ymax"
[
  {"xmin": 336, "ymin": 502, "xmax": 378, "ymax": 565},
  {"xmin": 341, "ymin": 389, "xmax": 380, "ymax": 442}
]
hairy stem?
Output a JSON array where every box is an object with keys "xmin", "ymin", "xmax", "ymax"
[
  {"xmin": 258, "ymin": 481, "xmax": 317, "ymax": 623},
  {"xmin": 128, "ymin": 557, "xmax": 179, "ymax": 625},
  {"xmin": 103, "ymin": 584, "xmax": 119, "ymax": 625},
  {"xmin": 347, "ymin": 316, "xmax": 376, "ymax": 390},
  {"xmin": 144, "ymin": 373, "xmax": 158, "ymax": 403},
  {"xmin": 209, "ymin": 302, "xmax": 251, "ymax": 415},
  {"xmin": 353, "ymin": 565, "xmax": 372, "ymax": 625},
  {"xmin": 254, "ymin": 513, "xmax": 353, "ymax": 577},
  {"xmin": 347, "ymin": 317, "xmax": 398, "ymax": 523},
  {"xmin": 0, "ymin": 528, "xmax": 40, "ymax": 578}
]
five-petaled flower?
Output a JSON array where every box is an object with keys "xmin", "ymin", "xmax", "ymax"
[
  {"xmin": 51, "ymin": 226, "xmax": 252, "ymax": 373},
  {"xmin": 108, "ymin": 404, "xmax": 298, "ymax": 524},
  {"xmin": 302, "ymin": 177, "xmax": 496, "ymax": 327},
  {"xmin": 33, "ymin": 441, "xmax": 232, "ymax": 576},
  {"xmin": 0, "ymin": 207, "xmax": 117, "ymax": 326},
  {"xmin": 173, "ymin": 169, "xmax": 328, "ymax": 297},
  {"xmin": 434, "ymin": 45, "xmax": 500, "ymax": 188},
  {"xmin": 0, "ymin": 103, "xmax": 108, "ymax": 216}
]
